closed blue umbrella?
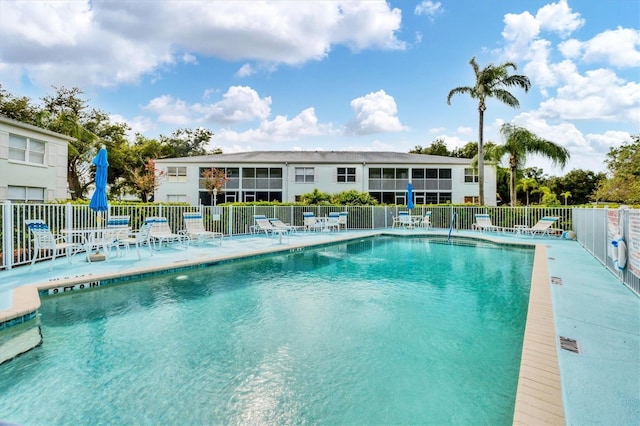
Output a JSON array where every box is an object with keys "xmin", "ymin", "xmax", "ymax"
[
  {"xmin": 89, "ymin": 146, "xmax": 109, "ymax": 215},
  {"xmin": 407, "ymin": 181, "xmax": 414, "ymax": 212}
]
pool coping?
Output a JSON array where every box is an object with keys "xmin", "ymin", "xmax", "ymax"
[{"xmin": 0, "ymin": 231, "xmax": 564, "ymax": 423}]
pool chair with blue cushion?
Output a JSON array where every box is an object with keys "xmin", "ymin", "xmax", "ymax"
[
  {"xmin": 472, "ymin": 213, "xmax": 501, "ymax": 233},
  {"xmin": 146, "ymin": 216, "xmax": 189, "ymax": 249},
  {"xmin": 325, "ymin": 212, "xmax": 340, "ymax": 232},
  {"xmin": 24, "ymin": 219, "xmax": 80, "ymax": 270},
  {"xmin": 303, "ymin": 212, "xmax": 322, "ymax": 232},
  {"xmin": 338, "ymin": 212, "xmax": 348, "ymax": 230},
  {"xmin": 506, "ymin": 216, "xmax": 562, "ymax": 237},
  {"xmin": 107, "ymin": 215, "xmax": 131, "ymax": 256},
  {"xmin": 182, "ymin": 212, "xmax": 223, "ymax": 245}
]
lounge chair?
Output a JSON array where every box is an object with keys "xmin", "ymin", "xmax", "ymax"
[
  {"xmin": 269, "ymin": 218, "xmax": 303, "ymax": 233},
  {"xmin": 24, "ymin": 219, "xmax": 79, "ymax": 270},
  {"xmin": 505, "ymin": 216, "xmax": 561, "ymax": 237},
  {"xmin": 472, "ymin": 213, "xmax": 501, "ymax": 233},
  {"xmin": 119, "ymin": 222, "xmax": 154, "ymax": 259},
  {"xmin": 254, "ymin": 218, "xmax": 290, "ymax": 243},
  {"xmin": 146, "ymin": 216, "xmax": 188, "ymax": 249},
  {"xmin": 182, "ymin": 212, "xmax": 223, "ymax": 245}
]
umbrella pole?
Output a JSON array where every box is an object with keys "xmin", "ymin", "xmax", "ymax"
[{"xmin": 89, "ymin": 212, "xmax": 106, "ymax": 262}]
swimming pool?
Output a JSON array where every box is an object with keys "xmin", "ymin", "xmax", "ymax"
[{"xmin": 0, "ymin": 236, "xmax": 534, "ymax": 424}]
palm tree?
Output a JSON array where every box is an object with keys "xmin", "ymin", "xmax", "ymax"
[
  {"xmin": 487, "ymin": 123, "xmax": 570, "ymax": 207},
  {"xmin": 516, "ymin": 177, "xmax": 538, "ymax": 206},
  {"xmin": 447, "ymin": 57, "xmax": 531, "ymax": 205},
  {"xmin": 561, "ymin": 191, "xmax": 572, "ymax": 205}
]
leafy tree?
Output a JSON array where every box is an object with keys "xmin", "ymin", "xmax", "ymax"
[
  {"xmin": 330, "ymin": 190, "xmax": 379, "ymax": 206},
  {"xmin": 299, "ymin": 189, "xmax": 331, "ymax": 205},
  {"xmin": 547, "ymin": 169, "xmax": 605, "ymax": 205},
  {"xmin": 132, "ymin": 159, "xmax": 164, "ymax": 202},
  {"xmin": 0, "ymin": 84, "xmax": 40, "ymax": 124},
  {"xmin": 200, "ymin": 167, "xmax": 229, "ymax": 206},
  {"xmin": 595, "ymin": 135, "xmax": 640, "ymax": 204},
  {"xmin": 516, "ymin": 177, "xmax": 538, "ymax": 206},
  {"xmin": 561, "ymin": 191, "xmax": 571, "ymax": 205},
  {"xmin": 410, "ymin": 138, "xmax": 451, "ymax": 156},
  {"xmin": 447, "ymin": 57, "xmax": 531, "ymax": 205},
  {"xmin": 486, "ymin": 123, "xmax": 569, "ymax": 207},
  {"xmin": 160, "ymin": 128, "xmax": 219, "ymax": 158}
]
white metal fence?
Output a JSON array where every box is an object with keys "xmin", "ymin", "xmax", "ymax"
[
  {"xmin": 573, "ymin": 208, "xmax": 639, "ymax": 296},
  {"xmin": 1, "ymin": 202, "xmax": 575, "ymax": 271}
]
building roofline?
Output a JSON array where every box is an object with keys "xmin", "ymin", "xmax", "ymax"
[
  {"xmin": 154, "ymin": 150, "xmax": 474, "ymax": 165},
  {"xmin": 0, "ymin": 115, "xmax": 76, "ymax": 142}
]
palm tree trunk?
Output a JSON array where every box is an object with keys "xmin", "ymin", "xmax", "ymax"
[
  {"xmin": 477, "ymin": 106, "xmax": 485, "ymax": 205},
  {"xmin": 510, "ymin": 167, "xmax": 517, "ymax": 207}
]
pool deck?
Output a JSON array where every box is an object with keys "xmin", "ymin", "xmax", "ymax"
[{"xmin": 1, "ymin": 228, "xmax": 638, "ymax": 425}]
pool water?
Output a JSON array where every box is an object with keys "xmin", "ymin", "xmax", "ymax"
[{"xmin": 0, "ymin": 236, "xmax": 533, "ymax": 425}]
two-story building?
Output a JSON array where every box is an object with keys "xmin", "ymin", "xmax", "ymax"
[
  {"xmin": 154, "ymin": 151, "xmax": 497, "ymax": 206},
  {"xmin": 0, "ymin": 116, "xmax": 72, "ymax": 202}
]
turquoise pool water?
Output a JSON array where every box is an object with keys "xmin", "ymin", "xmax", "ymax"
[{"xmin": 0, "ymin": 236, "xmax": 533, "ymax": 424}]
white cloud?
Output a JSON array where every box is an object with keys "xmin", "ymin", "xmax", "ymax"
[
  {"xmin": 537, "ymin": 69, "xmax": 640, "ymax": 121},
  {"xmin": 142, "ymin": 95, "xmax": 192, "ymax": 125},
  {"xmin": 457, "ymin": 126, "xmax": 473, "ymax": 135},
  {"xmin": 581, "ymin": 27, "xmax": 640, "ymax": 68},
  {"xmin": 414, "ymin": 1, "xmax": 442, "ymax": 20},
  {"xmin": 235, "ymin": 64, "xmax": 255, "ymax": 78},
  {"xmin": 501, "ymin": 11, "xmax": 540, "ymax": 61},
  {"xmin": 0, "ymin": 0, "xmax": 406, "ymax": 89},
  {"xmin": 535, "ymin": 0, "xmax": 584, "ymax": 38},
  {"xmin": 346, "ymin": 90, "xmax": 407, "ymax": 135},
  {"xmin": 194, "ymin": 86, "xmax": 272, "ymax": 124}
]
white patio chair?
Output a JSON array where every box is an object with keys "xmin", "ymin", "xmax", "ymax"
[
  {"xmin": 269, "ymin": 218, "xmax": 302, "ymax": 233},
  {"xmin": 24, "ymin": 219, "xmax": 78, "ymax": 270},
  {"xmin": 393, "ymin": 211, "xmax": 412, "ymax": 228},
  {"xmin": 119, "ymin": 222, "xmax": 154, "ymax": 259},
  {"xmin": 421, "ymin": 211, "xmax": 432, "ymax": 229},
  {"xmin": 107, "ymin": 215, "xmax": 131, "ymax": 256},
  {"xmin": 182, "ymin": 212, "xmax": 223, "ymax": 245}
]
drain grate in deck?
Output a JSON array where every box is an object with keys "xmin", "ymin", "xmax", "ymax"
[
  {"xmin": 548, "ymin": 257, "xmax": 555, "ymax": 260},
  {"xmin": 559, "ymin": 336, "xmax": 580, "ymax": 354},
  {"xmin": 551, "ymin": 276, "xmax": 563, "ymax": 285}
]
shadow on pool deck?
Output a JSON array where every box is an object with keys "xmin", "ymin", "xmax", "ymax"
[{"xmin": 1, "ymin": 228, "xmax": 638, "ymax": 425}]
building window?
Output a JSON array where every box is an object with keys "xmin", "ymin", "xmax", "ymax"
[
  {"xmin": 337, "ymin": 167, "xmax": 356, "ymax": 183},
  {"xmin": 295, "ymin": 167, "xmax": 314, "ymax": 183},
  {"xmin": 167, "ymin": 194, "xmax": 187, "ymax": 203},
  {"xmin": 166, "ymin": 166, "xmax": 187, "ymax": 182},
  {"xmin": 8, "ymin": 185, "xmax": 45, "ymax": 202},
  {"xmin": 464, "ymin": 168, "xmax": 478, "ymax": 183},
  {"xmin": 9, "ymin": 134, "xmax": 45, "ymax": 165},
  {"xmin": 464, "ymin": 196, "xmax": 480, "ymax": 205}
]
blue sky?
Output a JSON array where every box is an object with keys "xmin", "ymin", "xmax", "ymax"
[{"xmin": 1, "ymin": 0, "xmax": 638, "ymax": 176}]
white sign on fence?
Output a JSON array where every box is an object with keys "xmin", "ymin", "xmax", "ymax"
[{"xmin": 628, "ymin": 210, "xmax": 640, "ymax": 279}]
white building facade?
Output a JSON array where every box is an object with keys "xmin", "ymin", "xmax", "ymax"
[
  {"xmin": 154, "ymin": 151, "xmax": 497, "ymax": 206},
  {"xmin": 0, "ymin": 116, "xmax": 72, "ymax": 202}
]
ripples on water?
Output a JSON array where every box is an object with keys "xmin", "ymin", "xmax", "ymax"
[{"xmin": 0, "ymin": 236, "xmax": 533, "ymax": 425}]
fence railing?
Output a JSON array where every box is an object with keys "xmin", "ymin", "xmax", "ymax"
[
  {"xmin": 573, "ymin": 208, "xmax": 639, "ymax": 296},
  {"xmin": 0, "ymin": 202, "xmax": 575, "ymax": 271}
]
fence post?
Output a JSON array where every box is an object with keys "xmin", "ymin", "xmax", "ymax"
[
  {"xmin": 3, "ymin": 200, "xmax": 13, "ymax": 270},
  {"xmin": 229, "ymin": 205, "xmax": 234, "ymax": 237}
]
